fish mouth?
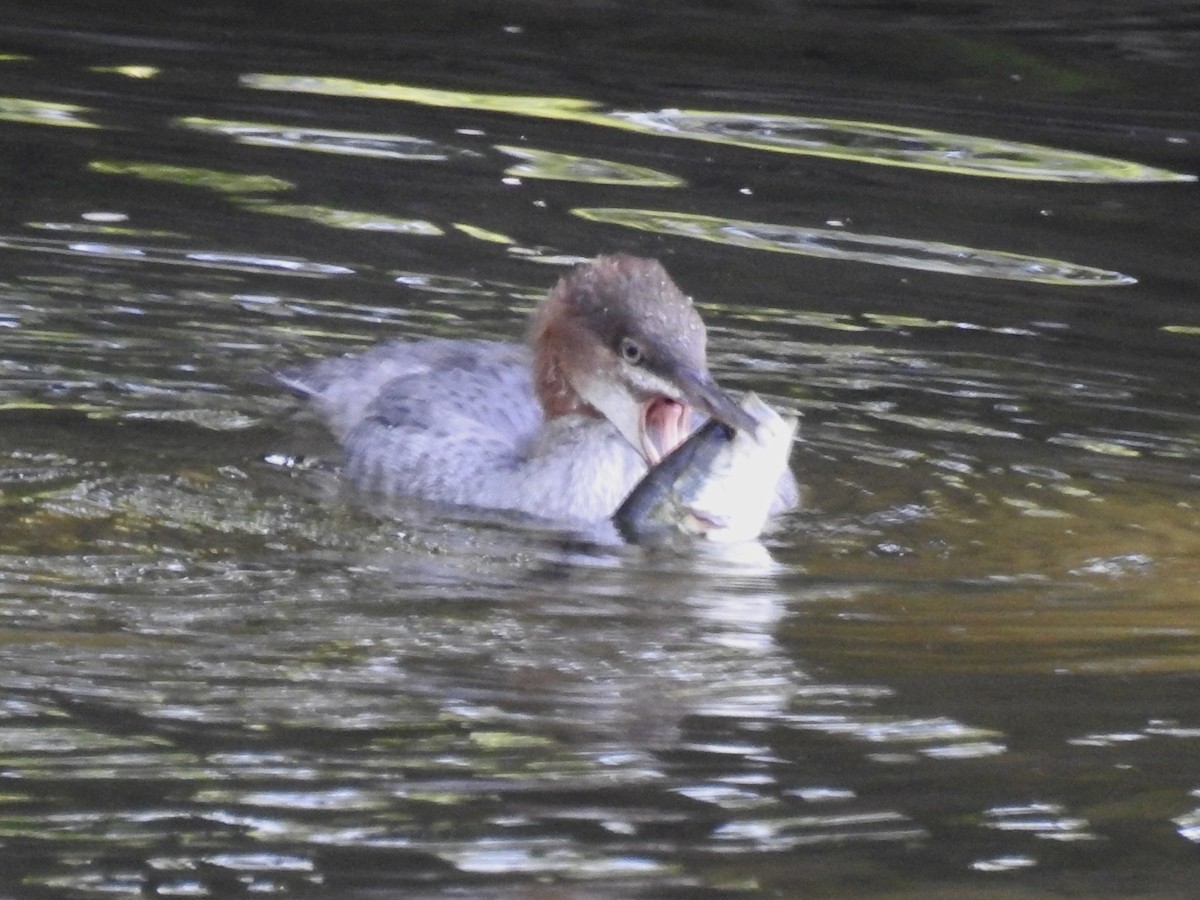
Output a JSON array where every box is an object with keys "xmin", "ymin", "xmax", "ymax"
[{"xmin": 639, "ymin": 397, "xmax": 690, "ymax": 465}]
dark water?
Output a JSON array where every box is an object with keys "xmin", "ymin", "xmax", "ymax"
[{"xmin": 2, "ymin": 2, "xmax": 1200, "ymax": 897}]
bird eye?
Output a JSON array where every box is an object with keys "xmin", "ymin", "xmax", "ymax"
[{"xmin": 619, "ymin": 337, "xmax": 643, "ymax": 364}]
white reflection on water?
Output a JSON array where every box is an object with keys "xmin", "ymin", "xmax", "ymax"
[
  {"xmin": 573, "ymin": 207, "xmax": 1136, "ymax": 285},
  {"xmin": 785, "ymin": 713, "xmax": 1006, "ymax": 749},
  {"xmin": 971, "ymin": 854, "xmax": 1037, "ymax": 872},
  {"xmin": 179, "ymin": 116, "xmax": 481, "ymax": 162},
  {"xmin": 0, "ymin": 95, "xmax": 100, "ymax": 128},
  {"xmin": 495, "ymin": 144, "xmax": 684, "ymax": 187},
  {"xmin": 238, "ymin": 200, "xmax": 444, "ymax": 236},
  {"xmin": 710, "ymin": 810, "xmax": 926, "ymax": 850},
  {"xmin": 240, "ymin": 75, "xmax": 1196, "ymax": 183},
  {"xmin": 0, "ymin": 234, "xmax": 357, "ymax": 277},
  {"xmin": 1175, "ymin": 798, "xmax": 1200, "ymax": 842},
  {"xmin": 982, "ymin": 803, "xmax": 1096, "ymax": 841}
]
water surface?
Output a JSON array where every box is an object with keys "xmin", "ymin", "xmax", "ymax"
[{"xmin": 2, "ymin": 2, "xmax": 1200, "ymax": 897}]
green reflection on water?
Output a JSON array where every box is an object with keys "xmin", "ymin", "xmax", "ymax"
[
  {"xmin": 607, "ymin": 109, "xmax": 1196, "ymax": 184},
  {"xmin": 89, "ymin": 160, "xmax": 293, "ymax": 194},
  {"xmin": 27, "ymin": 221, "xmax": 186, "ymax": 239},
  {"xmin": 451, "ymin": 223, "xmax": 515, "ymax": 244},
  {"xmin": 867, "ymin": 412, "xmax": 1024, "ymax": 440},
  {"xmin": 496, "ymin": 144, "xmax": 684, "ymax": 187},
  {"xmin": 0, "ymin": 96, "xmax": 99, "ymax": 129},
  {"xmin": 239, "ymin": 200, "xmax": 443, "ymax": 236},
  {"xmin": 91, "ymin": 64, "xmax": 159, "ymax": 79},
  {"xmin": 179, "ymin": 116, "xmax": 476, "ymax": 162},
  {"xmin": 242, "ymin": 74, "xmax": 599, "ymax": 121},
  {"xmin": 469, "ymin": 730, "xmax": 558, "ymax": 750},
  {"xmin": 573, "ymin": 207, "xmax": 1134, "ymax": 285},
  {"xmin": 1047, "ymin": 434, "xmax": 1143, "ymax": 457},
  {"xmin": 241, "ymin": 75, "xmax": 1194, "ymax": 183}
]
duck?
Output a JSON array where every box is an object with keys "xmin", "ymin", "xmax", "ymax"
[{"xmin": 278, "ymin": 253, "xmax": 797, "ymax": 524}]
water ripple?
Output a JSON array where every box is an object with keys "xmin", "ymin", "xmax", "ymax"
[
  {"xmin": 982, "ymin": 802, "xmax": 1098, "ymax": 841},
  {"xmin": 573, "ymin": 208, "xmax": 1134, "ymax": 285},
  {"xmin": 241, "ymin": 76, "xmax": 1195, "ymax": 183},
  {"xmin": 179, "ymin": 116, "xmax": 481, "ymax": 161},
  {"xmin": 0, "ymin": 96, "xmax": 99, "ymax": 129},
  {"xmin": 0, "ymin": 234, "xmax": 355, "ymax": 277},
  {"xmin": 238, "ymin": 200, "xmax": 444, "ymax": 235},
  {"xmin": 496, "ymin": 145, "xmax": 684, "ymax": 187},
  {"xmin": 609, "ymin": 109, "xmax": 1196, "ymax": 183},
  {"xmin": 710, "ymin": 810, "xmax": 926, "ymax": 850},
  {"xmin": 89, "ymin": 159, "xmax": 293, "ymax": 194}
]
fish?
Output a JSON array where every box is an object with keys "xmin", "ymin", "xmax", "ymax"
[{"xmin": 613, "ymin": 392, "xmax": 798, "ymax": 544}]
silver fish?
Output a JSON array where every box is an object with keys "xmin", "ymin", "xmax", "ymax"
[{"xmin": 614, "ymin": 392, "xmax": 798, "ymax": 544}]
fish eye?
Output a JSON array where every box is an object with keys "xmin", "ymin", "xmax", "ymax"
[{"xmin": 619, "ymin": 337, "xmax": 643, "ymax": 364}]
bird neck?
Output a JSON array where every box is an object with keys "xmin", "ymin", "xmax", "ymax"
[{"xmin": 533, "ymin": 335, "xmax": 601, "ymax": 420}]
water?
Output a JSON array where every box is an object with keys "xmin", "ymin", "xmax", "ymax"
[{"xmin": 2, "ymin": 2, "xmax": 1200, "ymax": 897}]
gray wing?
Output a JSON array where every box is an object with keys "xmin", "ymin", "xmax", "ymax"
[{"xmin": 276, "ymin": 338, "xmax": 532, "ymax": 440}]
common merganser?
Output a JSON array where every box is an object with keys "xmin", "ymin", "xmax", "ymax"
[{"xmin": 278, "ymin": 253, "xmax": 797, "ymax": 524}]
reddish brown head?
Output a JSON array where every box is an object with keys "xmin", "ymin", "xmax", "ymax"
[{"xmin": 530, "ymin": 254, "xmax": 755, "ymax": 464}]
